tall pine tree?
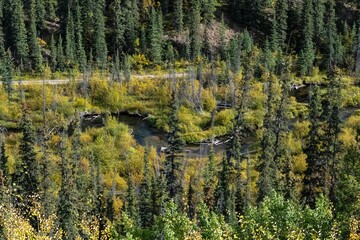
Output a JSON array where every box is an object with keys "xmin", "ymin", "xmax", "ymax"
[
  {"xmin": 302, "ymin": 84, "xmax": 325, "ymax": 208},
  {"xmin": 57, "ymin": 131, "xmax": 79, "ymax": 239},
  {"xmin": 139, "ymin": 147, "xmax": 153, "ymax": 228},
  {"xmin": 165, "ymin": 90, "xmax": 184, "ymax": 202}
]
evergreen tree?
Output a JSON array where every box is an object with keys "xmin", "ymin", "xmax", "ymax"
[
  {"xmin": 49, "ymin": 35, "xmax": 57, "ymax": 72},
  {"xmin": 13, "ymin": 106, "xmax": 39, "ymax": 230},
  {"xmin": 45, "ymin": 0, "xmax": 56, "ymax": 20},
  {"xmin": 0, "ymin": 21, "xmax": 5, "ymax": 58},
  {"xmin": 139, "ymin": 147, "xmax": 152, "ymax": 228},
  {"xmin": 113, "ymin": 50, "xmax": 121, "ymax": 82},
  {"xmin": 151, "ymin": 172, "xmax": 167, "ymax": 218},
  {"xmin": 274, "ymin": 69, "xmax": 295, "ymax": 200},
  {"xmin": 40, "ymin": 131, "xmax": 54, "ymax": 217},
  {"xmin": 165, "ymin": 90, "xmax": 184, "ymax": 201},
  {"xmin": 94, "ymin": 0, "xmax": 107, "ymax": 69},
  {"xmin": 187, "ymin": 176, "xmax": 196, "ymax": 220},
  {"xmin": 74, "ymin": 2, "xmax": 86, "ymax": 69},
  {"xmin": 203, "ymin": 0, "xmax": 217, "ymax": 24},
  {"xmin": 89, "ymin": 153, "xmax": 106, "ymax": 239},
  {"xmin": 34, "ymin": 0, "xmax": 45, "ymax": 29},
  {"xmin": 65, "ymin": 8, "xmax": 75, "ymax": 66},
  {"xmin": 325, "ymin": 0, "xmax": 337, "ymax": 70},
  {"xmin": 257, "ymin": 77, "xmax": 277, "ymax": 202},
  {"xmin": 299, "ymin": 0, "xmax": 315, "ymax": 76},
  {"xmin": 123, "ymin": 54, "xmax": 131, "ymax": 82},
  {"xmin": 203, "ymin": 141, "xmax": 216, "ymax": 210},
  {"xmin": 6, "ymin": 0, "xmax": 28, "ymax": 66},
  {"xmin": 189, "ymin": 0, "xmax": 201, "ymax": 60},
  {"xmin": 150, "ymin": 8, "xmax": 163, "ymax": 64},
  {"xmin": 174, "ymin": 0, "xmax": 183, "ymax": 32},
  {"xmin": 355, "ymin": 24, "xmax": 360, "ymax": 74},
  {"xmin": 273, "ymin": 0, "xmax": 288, "ymax": 50},
  {"xmin": 165, "ymin": 42, "xmax": 175, "ymax": 69},
  {"xmin": 125, "ymin": 174, "xmax": 139, "ymax": 224},
  {"xmin": 262, "ymin": 39, "xmax": 275, "ymax": 73},
  {"xmin": 244, "ymin": 151, "xmax": 252, "ymax": 209},
  {"xmin": 215, "ymin": 156, "xmax": 232, "ymax": 221},
  {"xmin": 114, "ymin": 0, "xmax": 125, "ymax": 53},
  {"xmin": 0, "ymin": 137, "xmax": 8, "ymax": 187},
  {"xmin": 160, "ymin": 0, "xmax": 169, "ymax": 15},
  {"xmin": 29, "ymin": 0, "xmax": 42, "ymax": 71},
  {"xmin": 123, "ymin": 0, "xmax": 139, "ymax": 53},
  {"xmin": 57, "ymin": 35, "xmax": 65, "ymax": 71},
  {"xmin": 302, "ymin": 84, "xmax": 325, "ymax": 208},
  {"xmin": 313, "ymin": 0, "xmax": 325, "ymax": 45},
  {"xmin": 322, "ymin": 70, "xmax": 342, "ymax": 204},
  {"xmin": 71, "ymin": 117, "xmax": 88, "ymax": 222},
  {"xmin": 58, "ymin": 131, "xmax": 79, "ymax": 239},
  {"xmin": 270, "ymin": 13, "xmax": 279, "ymax": 51},
  {"xmin": 218, "ymin": 15, "xmax": 227, "ymax": 60},
  {"xmin": 1, "ymin": 49, "xmax": 13, "ymax": 99},
  {"xmin": 14, "ymin": 106, "xmax": 39, "ymax": 197}
]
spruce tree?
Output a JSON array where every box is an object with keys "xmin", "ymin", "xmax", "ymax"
[
  {"xmin": 49, "ymin": 35, "xmax": 57, "ymax": 72},
  {"xmin": 34, "ymin": 0, "xmax": 45, "ymax": 29},
  {"xmin": 57, "ymin": 35, "xmax": 65, "ymax": 71},
  {"xmin": 139, "ymin": 147, "xmax": 152, "ymax": 228},
  {"xmin": 355, "ymin": 24, "xmax": 360, "ymax": 74},
  {"xmin": 13, "ymin": 106, "xmax": 40, "ymax": 230},
  {"xmin": 274, "ymin": 70, "xmax": 295, "ymax": 200},
  {"xmin": 14, "ymin": 106, "xmax": 39, "ymax": 197},
  {"xmin": 313, "ymin": 0, "xmax": 325, "ymax": 45},
  {"xmin": 94, "ymin": 0, "xmax": 107, "ymax": 69},
  {"xmin": 187, "ymin": 176, "xmax": 196, "ymax": 220},
  {"xmin": 0, "ymin": 20, "xmax": 5, "ymax": 58},
  {"xmin": 244, "ymin": 151, "xmax": 252, "ymax": 209},
  {"xmin": 123, "ymin": 0, "xmax": 139, "ymax": 53},
  {"xmin": 125, "ymin": 174, "xmax": 139, "ymax": 224},
  {"xmin": 322, "ymin": 70, "xmax": 342, "ymax": 204},
  {"xmin": 123, "ymin": 54, "xmax": 131, "ymax": 82},
  {"xmin": 203, "ymin": 0, "xmax": 217, "ymax": 24},
  {"xmin": 150, "ymin": 8, "xmax": 163, "ymax": 64},
  {"xmin": 114, "ymin": 0, "xmax": 125, "ymax": 52},
  {"xmin": 89, "ymin": 153, "xmax": 106, "ymax": 239},
  {"xmin": 29, "ymin": 0, "xmax": 42, "ymax": 71},
  {"xmin": 71, "ymin": 117, "xmax": 88, "ymax": 221},
  {"xmin": 0, "ymin": 137, "xmax": 8, "ymax": 187},
  {"xmin": 299, "ymin": 0, "xmax": 315, "ymax": 76},
  {"xmin": 7, "ymin": 0, "xmax": 28, "ymax": 66},
  {"xmin": 257, "ymin": 77, "xmax": 277, "ymax": 202},
  {"xmin": 215, "ymin": 156, "xmax": 232, "ymax": 221},
  {"xmin": 174, "ymin": 0, "xmax": 183, "ymax": 32},
  {"xmin": 325, "ymin": 0, "xmax": 337, "ymax": 70},
  {"xmin": 203, "ymin": 141, "xmax": 216, "ymax": 210},
  {"xmin": 302, "ymin": 84, "xmax": 325, "ymax": 208},
  {"xmin": 165, "ymin": 90, "xmax": 184, "ymax": 201},
  {"xmin": 74, "ymin": 2, "xmax": 86, "ymax": 69},
  {"xmin": 113, "ymin": 50, "xmax": 121, "ymax": 82},
  {"xmin": 58, "ymin": 131, "xmax": 79, "ymax": 239},
  {"xmin": 189, "ymin": 0, "xmax": 201, "ymax": 60},
  {"xmin": 1, "ymin": 49, "xmax": 13, "ymax": 99},
  {"xmin": 40, "ymin": 133, "xmax": 54, "ymax": 218},
  {"xmin": 273, "ymin": 0, "xmax": 288, "ymax": 50},
  {"xmin": 165, "ymin": 42, "xmax": 175, "ymax": 69},
  {"xmin": 151, "ymin": 172, "xmax": 167, "ymax": 218}
]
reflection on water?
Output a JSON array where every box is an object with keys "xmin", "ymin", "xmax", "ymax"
[{"xmin": 117, "ymin": 114, "xmax": 167, "ymax": 148}]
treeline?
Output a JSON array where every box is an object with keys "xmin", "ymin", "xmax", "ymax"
[{"xmin": 1, "ymin": 0, "xmax": 360, "ymax": 75}]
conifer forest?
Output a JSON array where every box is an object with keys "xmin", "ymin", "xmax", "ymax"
[{"xmin": 0, "ymin": 0, "xmax": 360, "ymax": 239}]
